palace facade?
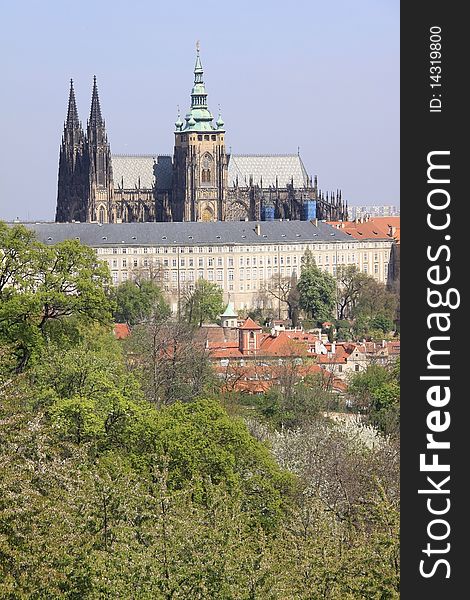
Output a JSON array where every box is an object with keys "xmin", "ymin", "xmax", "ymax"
[{"xmin": 27, "ymin": 220, "xmax": 393, "ymax": 313}]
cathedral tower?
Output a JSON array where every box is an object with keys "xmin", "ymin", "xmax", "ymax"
[
  {"xmin": 172, "ymin": 44, "xmax": 227, "ymax": 222},
  {"xmin": 86, "ymin": 76, "xmax": 114, "ymax": 223},
  {"xmin": 56, "ymin": 78, "xmax": 115, "ymax": 223},
  {"xmin": 56, "ymin": 80, "xmax": 88, "ymax": 222}
]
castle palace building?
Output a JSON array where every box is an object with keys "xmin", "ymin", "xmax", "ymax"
[{"xmin": 56, "ymin": 48, "xmax": 347, "ymax": 225}]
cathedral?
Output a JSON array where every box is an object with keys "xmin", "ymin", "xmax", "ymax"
[{"xmin": 56, "ymin": 48, "xmax": 347, "ymax": 224}]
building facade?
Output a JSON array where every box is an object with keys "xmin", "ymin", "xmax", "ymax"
[
  {"xmin": 56, "ymin": 49, "xmax": 347, "ymax": 224},
  {"xmin": 28, "ymin": 220, "xmax": 393, "ymax": 314}
]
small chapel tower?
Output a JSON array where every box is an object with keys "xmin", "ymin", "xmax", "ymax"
[{"xmin": 172, "ymin": 43, "xmax": 228, "ymax": 222}]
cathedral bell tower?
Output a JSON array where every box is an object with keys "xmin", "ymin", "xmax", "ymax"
[{"xmin": 172, "ymin": 44, "xmax": 227, "ymax": 222}]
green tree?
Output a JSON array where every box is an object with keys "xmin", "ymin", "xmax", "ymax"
[
  {"xmin": 348, "ymin": 363, "xmax": 400, "ymax": 434},
  {"xmin": 183, "ymin": 278, "xmax": 224, "ymax": 327},
  {"xmin": 354, "ymin": 278, "xmax": 398, "ymax": 326},
  {"xmin": 298, "ymin": 251, "xmax": 336, "ymax": 325},
  {"xmin": 113, "ymin": 279, "xmax": 170, "ymax": 326},
  {"xmin": 370, "ymin": 313, "xmax": 394, "ymax": 334},
  {"xmin": 0, "ymin": 224, "xmax": 113, "ymax": 372}
]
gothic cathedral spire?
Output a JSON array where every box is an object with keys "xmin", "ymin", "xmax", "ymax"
[
  {"xmin": 55, "ymin": 80, "xmax": 88, "ymax": 222},
  {"xmin": 86, "ymin": 76, "xmax": 114, "ymax": 222}
]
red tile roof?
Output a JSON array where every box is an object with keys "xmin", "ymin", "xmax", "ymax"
[
  {"xmin": 327, "ymin": 217, "xmax": 400, "ymax": 242},
  {"xmin": 113, "ymin": 323, "xmax": 131, "ymax": 339},
  {"xmin": 239, "ymin": 317, "xmax": 263, "ymax": 330}
]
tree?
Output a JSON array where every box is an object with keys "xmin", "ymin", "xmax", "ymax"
[
  {"xmin": 183, "ymin": 279, "xmax": 224, "ymax": 327},
  {"xmin": 297, "ymin": 252, "xmax": 336, "ymax": 325},
  {"xmin": 0, "ymin": 224, "xmax": 113, "ymax": 372},
  {"xmin": 261, "ymin": 273, "xmax": 300, "ymax": 325},
  {"xmin": 335, "ymin": 265, "xmax": 370, "ymax": 320},
  {"xmin": 124, "ymin": 319, "xmax": 216, "ymax": 407},
  {"xmin": 113, "ymin": 279, "xmax": 170, "ymax": 326},
  {"xmin": 348, "ymin": 363, "xmax": 400, "ymax": 434},
  {"xmin": 354, "ymin": 278, "xmax": 398, "ymax": 325}
]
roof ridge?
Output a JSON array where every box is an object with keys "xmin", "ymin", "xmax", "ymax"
[
  {"xmin": 112, "ymin": 153, "xmax": 158, "ymax": 158},
  {"xmin": 232, "ymin": 153, "xmax": 301, "ymax": 158}
]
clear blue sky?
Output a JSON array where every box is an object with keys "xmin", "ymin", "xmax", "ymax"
[{"xmin": 0, "ymin": 0, "xmax": 399, "ymax": 222}]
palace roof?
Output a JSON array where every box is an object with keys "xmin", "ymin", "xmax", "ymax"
[{"xmin": 24, "ymin": 219, "xmax": 353, "ymax": 247}]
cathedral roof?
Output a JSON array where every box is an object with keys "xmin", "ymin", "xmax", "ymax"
[
  {"xmin": 112, "ymin": 154, "xmax": 172, "ymax": 190},
  {"xmin": 23, "ymin": 220, "xmax": 354, "ymax": 247},
  {"xmin": 227, "ymin": 154, "xmax": 309, "ymax": 188}
]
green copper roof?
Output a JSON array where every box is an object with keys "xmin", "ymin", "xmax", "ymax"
[
  {"xmin": 177, "ymin": 46, "xmax": 224, "ymax": 133},
  {"xmin": 221, "ymin": 302, "xmax": 238, "ymax": 318}
]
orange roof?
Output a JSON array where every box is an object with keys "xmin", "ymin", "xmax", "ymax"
[
  {"xmin": 113, "ymin": 323, "xmax": 131, "ymax": 339},
  {"xmin": 239, "ymin": 317, "xmax": 263, "ymax": 330},
  {"xmin": 327, "ymin": 217, "xmax": 400, "ymax": 242}
]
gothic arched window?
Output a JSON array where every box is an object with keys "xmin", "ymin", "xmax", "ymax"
[
  {"xmin": 201, "ymin": 153, "xmax": 213, "ymax": 186},
  {"xmin": 98, "ymin": 206, "xmax": 106, "ymax": 223}
]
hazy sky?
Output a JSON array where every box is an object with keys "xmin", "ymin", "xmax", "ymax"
[{"xmin": 0, "ymin": 0, "xmax": 399, "ymax": 222}]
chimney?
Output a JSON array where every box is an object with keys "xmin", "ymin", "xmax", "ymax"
[
  {"xmin": 255, "ymin": 223, "xmax": 261, "ymax": 236},
  {"xmin": 331, "ymin": 341, "xmax": 336, "ymax": 354}
]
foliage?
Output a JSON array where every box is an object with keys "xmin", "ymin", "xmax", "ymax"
[
  {"xmin": 0, "ymin": 223, "xmax": 113, "ymax": 372},
  {"xmin": 348, "ymin": 361, "xmax": 400, "ymax": 434},
  {"xmin": 124, "ymin": 320, "xmax": 217, "ymax": 407},
  {"xmin": 335, "ymin": 265, "xmax": 370, "ymax": 320},
  {"xmin": 0, "ymin": 228, "xmax": 400, "ymax": 597},
  {"xmin": 353, "ymin": 278, "xmax": 398, "ymax": 336},
  {"xmin": 251, "ymin": 373, "xmax": 334, "ymax": 429},
  {"xmin": 183, "ymin": 278, "xmax": 224, "ymax": 326},
  {"xmin": 112, "ymin": 279, "xmax": 170, "ymax": 326},
  {"xmin": 261, "ymin": 273, "xmax": 300, "ymax": 326},
  {"xmin": 370, "ymin": 313, "xmax": 395, "ymax": 334},
  {"xmin": 298, "ymin": 252, "xmax": 336, "ymax": 325}
]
